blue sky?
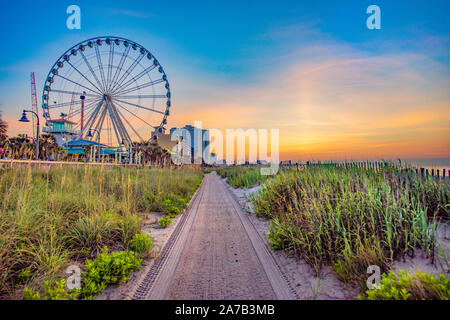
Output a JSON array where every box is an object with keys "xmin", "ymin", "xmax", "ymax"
[
  {"xmin": 0, "ymin": 0, "xmax": 449, "ymax": 159},
  {"xmin": 1, "ymin": 1, "xmax": 448, "ymax": 73}
]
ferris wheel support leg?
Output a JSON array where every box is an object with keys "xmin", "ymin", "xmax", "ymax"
[
  {"xmin": 105, "ymin": 101, "xmax": 122, "ymax": 147},
  {"xmin": 108, "ymin": 99, "xmax": 132, "ymax": 146},
  {"xmin": 80, "ymin": 98, "xmax": 104, "ymax": 139},
  {"xmin": 105, "ymin": 97, "xmax": 131, "ymax": 149}
]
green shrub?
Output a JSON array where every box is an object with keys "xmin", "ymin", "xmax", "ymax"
[
  {"xmin": 129, "ymin": 233, "xmax": 153, "ymax": 256},
  {"xmin": 204, "ymin": 169, "xmax": 211, "ymax": 174},
  {"xmin": 360, "ymin": 270, "xmax": 450, "ymax": 300},
  {"xmin": 158, "ymin": 216, "xmax": 173, "ymax": 228},
  {"xmin": 164, "ymin": 196, "xmax": 188, "ymax": 211},
  {"xmin": 23, "ymin": 279, "xmax": 80, "ymax": 300},
  {"xmin": 167, "ymin": 206, "xmax": 181, "ymax": 218},
  {"xmin": 164, "ymin": 199, "xmax": 181, "ymax": 217},
  {"xmin": 266, "ymin": 219, "xmax": 287, "ymax": 250},
  {"xmin": 81, "ymin": 246, "xmax": 142, "ymax": 299}
]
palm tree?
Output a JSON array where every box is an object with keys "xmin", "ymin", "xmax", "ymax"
[
  {"xmin": 4, "ymin": 136, "xmax": 26, "ymax": 159},
  {"xmin": 150, "ymin": 142, "xmax": 162, "ymax": 166},
  {"xmin": 161, "ymin": 148, "xmax": 171, "ymax": 167},
  {"xmin": 0, "ymin": 111, "xmax": 8, "ymax": 142},
  {"xmin": 82, "ymin": 145, "xmax": 91, "ymax": 161},
  {"xmin": 133, "ymin": 141, "xmax": 153, "ymax": 165},
  {"xmin": 39, "ymin": 134, "xmax": 58, "ymax": 160},
  {"xmin": 55, "ymin": 146, "xmax": 67, "ymax": 161},
  {"xmin": 0, "ymin": 112, "xmax": 7, "ymax": 158},
  {"xmin": 130, "ymin": 140, "xmax": 172, "ymax": 166}
]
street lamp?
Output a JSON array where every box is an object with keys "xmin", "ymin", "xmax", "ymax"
[
  {"xmin": 80, "ymin": 92, "xmax": 86, "ymax": 137},
  {"xmin": 86, "ymin": 128, "xmax": 100, "ymax": 142},
  {"xmin": 87, "ymin": 128, "xmax": 101, "ymax": 162},
  {"xmin": 18, "ymin": 110, "xmax": 40, "ymax": 160}
]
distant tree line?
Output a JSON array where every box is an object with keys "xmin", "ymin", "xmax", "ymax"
[{"xmin": 0, "ymin": 112, "xmax": 171, "ymax": 165}]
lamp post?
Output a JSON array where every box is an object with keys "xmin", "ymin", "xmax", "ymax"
[
  {"xmin": 19, "ymin": 110, "xmax": 40, "ymax": 160},
  {"xmin": 80, "ymin": 92, "xmax": 86, "ymax": 138},
  {"xmin": 86, "ymin": 128, "xmax": 101, "ymax": 162},
  {"xmin": 86, "ymin": 128, "xmax": 100, "ymax": 142}
]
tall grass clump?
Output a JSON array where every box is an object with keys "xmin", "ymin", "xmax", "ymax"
[
  {"xmin": 252, "ymin": 166, "xmax": 449, "ymax": 289},
  {"xmin": 0, "ymin": 164, "xmax": 203, "ymax": 299},
  {"xmin": 216, "ymin": 166, "xmax": 270, "ymax": 188}
]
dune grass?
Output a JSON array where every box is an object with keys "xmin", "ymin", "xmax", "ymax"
[
  {"xmin": 0, "ymin": 164, "xmax": 203, "ymax": 299},
  {"xmin": 252, "ymin": 166, "xmax": 449, "ymax": 290},
  {"xmin": 216, "ymin": 166, "xmax": 271, "ymax": 188}
]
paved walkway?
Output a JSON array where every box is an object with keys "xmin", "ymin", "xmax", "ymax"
[{"xmin": 136, "ymin": 172, "xmax": 295, "ymax": 300}]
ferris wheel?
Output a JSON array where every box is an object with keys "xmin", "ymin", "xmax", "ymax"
[{"xmin": 42, "ymin": 36, "xmax": 171, "ymax": 148}]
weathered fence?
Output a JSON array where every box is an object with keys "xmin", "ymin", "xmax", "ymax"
[{"xmin": 278, "ymin": 160, "xmax": 449, "ymax": 179}]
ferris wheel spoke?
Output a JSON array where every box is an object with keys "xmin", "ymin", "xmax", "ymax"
[
  {"xmin": 113, "ymin": 78, "xmax": 165, "ymax": 96},
  {"xmin": 109, "ymin": 46, "xmax": 131, "ymax": 94},
  {"xmin": 110, "ymin": 53, "xmax": 145, "ymax": 93},
  {"xmin": 106, "ymin": 43, "xmax": 115, "ymax": 92},
  {"xmin": 47, "ymin": 97, "xmax": 97, "ymax": 109},
  {"xmin": 116, "ymin": 105, "xmax": 145, "ymax": 142},
  {"xmin": 94, "ymin": 109, "xmax": 108, "ymax": 142},
  {"xmin": 71, "ymin": 99, "xmax": 102, "ymax": 125},
  {"xmin": 55, "ymin": 74, "xmax": 104, "ymax": 96},
  {"xmin": 80, "ymin": 99, "xmax": 105, "ymax": 137},
  {"xmin": 113, "ymin": 94, "xmax": 166, "ymax": 100},
  {"xmin": 70, "ymin": 100, "xmax": 100, "ymax": 123},
  {"xmin": 114, "ymin": 101, "xmax": 155, "ymax": 129},
  {"xmin": 113, "ymin": 64, "xmax": 157, "ymax": 94},
  {"xmin": 113, "ymin": 98, "xmax": 164, "ymax": 114},
  {"xmin": 48, "ymin": 89, "xmax": 101, "ymax": 98},
  {"xmin": 65, "ymin": 60, "xmax": 104, "ymax": 94},
  {"xmin": 86, "ymin": 106, "xmax": 107, "ymax": 141},
  {"xmin": 94, "ymin": 44, "xmax": 108, "ymax": 92},
  {"xmin": 69, "ymin": 104, "xmax": 96, "ymax": 121},
  {"xmin": 70, "ymin": 106, "xmax": 96, "ymax": 125},
  {"xmin": 80, "ymin": 50, "xmax": 106, "ymax": 93}
]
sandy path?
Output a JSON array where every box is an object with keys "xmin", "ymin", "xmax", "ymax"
[{"xmin": 137, "ymin": 172, "xmax": 295, "ymax": 300}]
